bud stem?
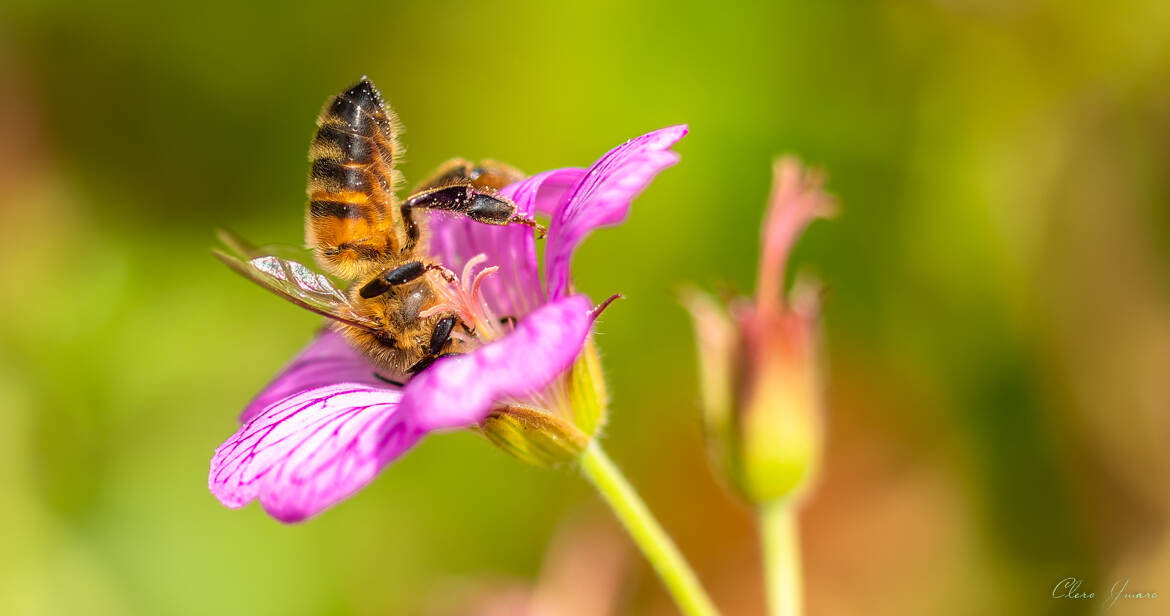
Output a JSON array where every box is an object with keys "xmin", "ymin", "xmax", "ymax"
[
  {"xmin": 578, "ymin": 442, "xmax": 720, "ymax": 616},
  {"xmin": 759, "ymin": 500, "xmax": 803, "ymax": 616}
]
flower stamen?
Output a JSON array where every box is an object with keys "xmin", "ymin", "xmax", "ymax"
[
  {"xmin": 426, "ymin": 253, "xmax": 507, "ymax": 345},
  {"xmin": 470, "ymin": 266, "xmax": 499, "ymax": 303},
  {"xmin": 461, "ymin": 254, "xmax": 488, "ymax": 288}
]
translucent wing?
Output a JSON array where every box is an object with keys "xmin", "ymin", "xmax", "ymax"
[
  {"xmin": 216, "ymin": 229, "xmax": 328, "ymax": 277},
  {"xmin": 215, "ymin": 231, "xmax": 381, "ymax": 333}
]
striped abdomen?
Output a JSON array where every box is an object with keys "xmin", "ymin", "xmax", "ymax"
[{"xmin": 306, "ymin": 79, "xmax": 414, "ymax": 279}]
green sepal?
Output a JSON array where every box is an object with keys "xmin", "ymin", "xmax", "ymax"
[
  {"xmin": 481, "ymin": 404, "xmax": 590, "ymax": 467},
  {"xmin": 566, "ymin": 336, "xmax": 608, "ymax": 436}
]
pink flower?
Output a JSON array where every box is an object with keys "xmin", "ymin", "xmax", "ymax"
[{"xmin": 210, "ymin": 126, "xmax": 688, "ymax": 522}]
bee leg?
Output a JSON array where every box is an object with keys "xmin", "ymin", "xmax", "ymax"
[
  {"xmin": 429, "ymin": 315, "xmax": 457, "ymax": 355},
  {"xmin": 401, "ymin": 160, "xmax": 531, "ymax": 247},
  {"xmin": 407, "ymin": 351, "xmax": 464, "ymax": 375},
  {"xmin": 402, "ymin": 316, "xmax": 462, "ymax": 376},
  {"xmin": 374, "ymin": 373, "xmax": 406, "ymax": 387},
  {"xmin": 402, "ymin": 184, "xmax": 547, "ymax": 239},
  {"xmin": 359, "ymin": 260, "xmax": 456, "ymax": 298}
]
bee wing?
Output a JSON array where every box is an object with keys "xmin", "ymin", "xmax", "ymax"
[
  {"xmin": 217, "ymin": 228, "xmax": 336, "ymax": 278},
  {"xmin": 214, "ymin": 246, "xmax": 381, "ymax": 333}
]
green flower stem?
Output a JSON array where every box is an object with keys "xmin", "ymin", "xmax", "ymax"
[
  {"xmin": 579, "ymin": 442, "xmax": 720, "ymax": 616},
  {"xmin": 759, "ymin": 500, "xmax": 803, "ymax": 616}
]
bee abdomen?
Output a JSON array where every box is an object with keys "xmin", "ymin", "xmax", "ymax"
[
  {"xmin": 313, "ymin": 125, "xmax": 373, "ymax": 164},
  {"xmin": 307, "ymin": 78, "xmax": 406, "ymax": 277},
  {"xmin": 308, "ymin": 79, "xmax": 402, "ymax": 206},
  {"xmin": 309, "ymin": 198, "xmax": 370, "ymax": 220}
]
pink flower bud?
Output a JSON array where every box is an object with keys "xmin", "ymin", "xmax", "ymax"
[{"xmin": 684, "ymin": 157, "xmax": 834, "ymax": 504}]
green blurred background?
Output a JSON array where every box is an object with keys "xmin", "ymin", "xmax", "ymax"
[{"xmin": 2, "ymin": 1, "xmax": 1169, "ymax": 614}]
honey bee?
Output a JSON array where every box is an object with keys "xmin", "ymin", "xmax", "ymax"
[{"xmin": 216, "ymin": 78, "xmax": 544, "ymax": 380}]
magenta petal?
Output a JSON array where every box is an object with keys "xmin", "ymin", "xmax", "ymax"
[
  {"xmin": 399, "ymin": 294, "xmax": 595, "ymax": 432},
  {"xmin": 210, "ymin": 384, "xmax": 420, "ymax": 523},
  {"xmin": 239, "ymin": 329, "xmax": 380, "ymax": 423},
  {"xmin": 502, "ymin": 167, "xmax": 586, "ymax": 217},
  {"xmin": 545, "ymin": 125, "xmax": 688, "ymax": 300}
]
